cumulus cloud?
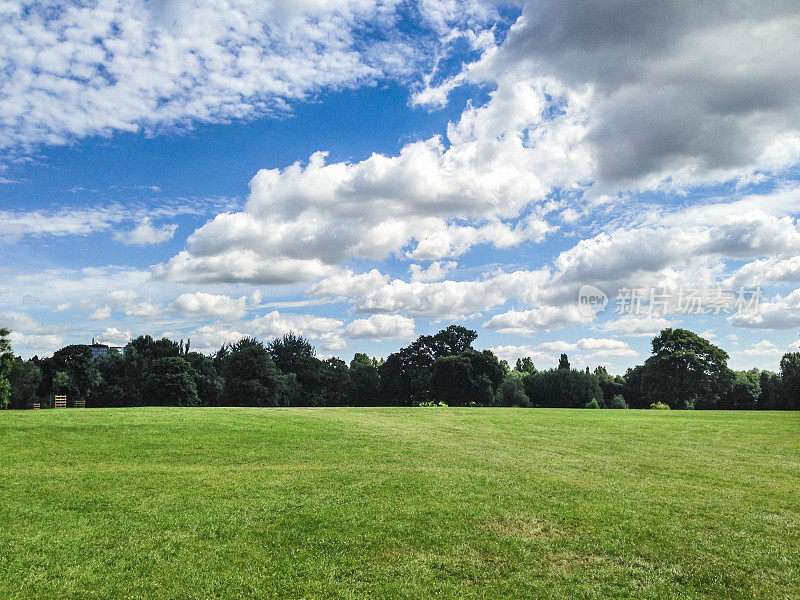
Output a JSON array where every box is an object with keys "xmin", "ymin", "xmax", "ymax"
[
  {"xmin": 596, "ymin": 315, "xmax": 673, "ymax": 338},
  {"xmin": 409, "ymin": 261, "xmax": 458, "ymax": 283},
  {"xmin": 430, "ymin": 1, "xmax": 800, "ymax": 192},
  {"xmin": 489, "ymin": 337, "xmax": 636, "ymax": 369},
  {"xmin": 740, "ymin": 340, "xmax": 780, "ymax": 357},
  {"xmin": 88, "ymin": 305, "xmax": 112, "ymax": 321},
  {"xmin": 343, "ymin": 314, "xmax": 415, "ymax": 341},
  {"xmin": 484, "ymin": 306, "xmax": 592, "ymax": 334},
  {"xmin": 155, "ymin": 76, "xmax": 588, "ymax": 284},
  {"xmin": 169, "ymin": 292, "xmax": 247, "ymax": 320},
  {"xmin": 728, "ymin": 288, "xmax": 800, "ymax": 330},
  {"xmin": 114, "ymin": 218, "xmax": 177, "ymax": 246},
  {"xmin": 97, "ymin": 327, "xmax": 131, "ymax": 346}
]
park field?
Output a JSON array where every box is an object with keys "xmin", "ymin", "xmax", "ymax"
[{"xmin": 1, "ymin": 408, "xmax": 798, "ymax": 599}]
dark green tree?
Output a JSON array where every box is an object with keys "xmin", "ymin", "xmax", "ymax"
[
  {"xmin": 643, "ymin": 329, "xmax": 733, "ymax": 409},
  {"xmin": 142, "ymin": 357, "xmax": 199, "ymax": 406},
  {"xmin": 728, "ymin": 370, "xmax": 761, "ymax": 410},
  {"xmin": 779, "ymin": 353, "xmax": 800, "ymax": 410},
  {"xmin": 185, "ymin": 352, "xmax": 223, "ymax": 406},
  {"xmin": 514, "ymin": 357, "xmax": 536, "ymax": 375},
  {"xmin": 758, "ymin": 370, "xmax": 784, "ymax": 410},
  {"xmin": 429, "ymin": 349, "xmax": 504, "ymax": 406},
  {"xmin": 221, "ymin": 339, "xmax": 285, "ymax": 406},
  {"xmin": 0, "ymin": 328, "xmax": 13, "ymax": 409},
  {"xmin": 349, "ymin": 353, "xmax": 380, "ymax": 406},
  {"xmin": 498, "ymin": 372, "xmax": 530, "ymax": 406},
  {"xmin": 523, "ymin": 368, "xmax": 602, "ymax": 408},
  {"xmin": 9, "ymin": 359, "xmax": 42, "ymax": 409},
  {"xmin": 558, "ymin": 353, "xmax": 570, "ymax": 370},
  {"xmin": 51, "ymin": 344, "xmax": 101, "ymax": 405}
]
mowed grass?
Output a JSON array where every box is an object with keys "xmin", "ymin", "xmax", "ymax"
[{"xmin": 1, "ymin": 408, "xmax": 798, "ymax": 599}]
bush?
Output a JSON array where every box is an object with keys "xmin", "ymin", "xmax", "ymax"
[
  {"xmin": 650, "ymin": 401, "xmax": 670, "ymax": 410},
  {"xmin": 609, "ymin": 394, "xmax": 628, "ymax": 409},
  {"xmin": 417, "ymin": 400, "xmax": 448, "ymax": 407},
  {"xmin": 585, "ymin": 398, "xmax": 600, "ymax": 409}
]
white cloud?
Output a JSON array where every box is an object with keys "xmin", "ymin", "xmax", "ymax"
[
  {"xmin": 740, "ymin": 340, "xmax": 780, "ymax": 357},
  {"xmin": 114, "ymin": 218, "xmax": 177, "ymax": 246},
  {"xmin": 343, "ymin": 314, "xmax": 415, "ymax": 341},
  {"xmin": 409, "ymin": 261, "xmax": 458, "ymax": 283},
  {"xmin": 728, "ymin": 288, "xmax": 800, "ymax": 330},
  {"xmin": 96, "ymin": 327, "xmax": 131, "ymax": 346},
  {"xmin": 484, "ymin": 306, "xmax": 591, "ymax": 334},
  {"xmin": 88, "ymin": 305, "xmax": 112, "ymax": 320},
  {"xmin": 596, "ymin": 315, "xmax": 673, "ymax": 338},
  {"xmin": 0, "ymin": 0, "xmax": 498, "ymax": 153},
  {"xmin": 170, "ymin": 292, "xmax": 247, "ymax": 320},
  {"xmin": 433, "ymin": 1, "xmax": 800, "ymax": 193},
  {"xmin": 155, "ymin": 76, "xmax": 589, "ymax": 284},
  {"xmin": 489, "ymin": 337, "xmax": 636, "ymax": 368}
]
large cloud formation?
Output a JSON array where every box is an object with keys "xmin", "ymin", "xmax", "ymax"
[
  {"xmin": 429, "ymin": 0, "xmax": 800, "ymax": 192},
  {"xmin": 0, "ymin": 0, "xmax": 502, "ymax": 152}
]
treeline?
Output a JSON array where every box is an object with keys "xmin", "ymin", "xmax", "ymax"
[{"xmin": 1, "ymin": 325, "xmax": 799, "ymax": 410}]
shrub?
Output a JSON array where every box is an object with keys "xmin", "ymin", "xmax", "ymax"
[
  {"xmin": 650, "ymin": 401, "xmax": 670, "ymax": 410},
  {"xmin": 585, "ymin": 398, "xmax": 600, "ymax": 409},
  {"xmin": 417, "ymin": 400, "xmax": 448, "ymax": 407},
  {"xmin": 609, "ymin": 394, "xmax": 628, "ymax": 409}
]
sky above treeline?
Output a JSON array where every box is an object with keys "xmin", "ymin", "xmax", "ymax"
[{"xmin": 1, "ymin": 1, "xmax": 800, "ymax": 373}]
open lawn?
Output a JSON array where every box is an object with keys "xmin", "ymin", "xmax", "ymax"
[{"xmin": 1, "ymin": 408, "xmax": 798, "ymax": 599}]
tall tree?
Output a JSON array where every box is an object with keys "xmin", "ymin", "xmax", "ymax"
[
  {"xmin": 51, "ymin": 344, "xmax": 100, "ymax": 405},
  {"xmin": 0, "ymin": 328, "xmax": 13, "ymax": 409},
  {"xmin": 643, "ymin": 328, "xmax": 733, "ymax": 409},
  {"xmin": 142, "ymin": 357, "xmax": 199, "ymax": 406},
  {"xmin": 779, "ymin": 353, "xmax": 800, "ymax": 410},
  {"xmin": 558, "ymin": 353, "xmax": 570, "ymax": 370},
  {"xmin": 9, "ymin": 359, "xmax": 42, "ymax": 409},
  {"xmin": 221, "ymin": 339, "xmax": 285, "ymax": 406}
]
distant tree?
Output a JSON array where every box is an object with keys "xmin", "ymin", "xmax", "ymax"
[
  {"xmin": 9, "ymin": 359, "xmax": 41, "ymax": 409},
  {"xmin": 51, "ymin": 345, "xmax": 100, "ymax": 405},
  {"xmin": 779, "ymin": 353, "xmax": 800, "ymax": 410},
  {"xmin": 379, "ymin": 326, "xmax": 480, "ymax": 405},
  {"xmin": 643, "ymin": 329, "xmax": 733, "ymax": 409},
  {"xmin": 622, "ymin": 364, "xmax": 648, "ymax": 409},
  {"xmin": 608, "ymin": 394, "xmax": 628, "ymax": 409},
  {"xmin": 142, "ymin": 357, "xmax": 199, "ymax": 406},
  {"xmin": 728, "ymin": 370, "xmax": 761, "ymax": 410},
  {"xmin": 319, "ymin": 358, "xmax": 351, "ymax": 406},
  {"xmin": 52, "ymin": 371, "xmax": 70, "ymax": 396},
  {"xmin": 221, "ymin": 339, "xmax": 285, "ymax": 406},
  {"xmin": 91, "ymin": 351, "xmax": 128, "ymax": 407},
  {"xmin": 498, "ymin": 372, "xmax": 530, "ymax": 407},
  {"xmin": 185, "ymin": 352, "xmax": 223, "ymax": 406},
  {"xmin": 758, "ymin": 370, "xmax": 785, "ymax": 410},
  {"xmin": 595, "ymin": 365, "xmax": 625, "ymax": 404},
  {"xmin": 514, "ymin": 357, "xmax": 536, "ymax": 375},
  {"xmin": 558, "ymin": 353, "xmax": 570, "ymax": 370},
  {"xmin": 429, "ymin": 349, "xmax": 504, "ymax": 406},
  {"xmin": 0, "ymin": 328, "xmax": 13, "ymax": 409},
  {"xmin": 428, "ymin": 325, "xmax": 478, "ymax": 356},
  {"xmin": 523, "ymin": 368, "xmax": 602, "ymax": 408},
  {"xmin": 267, "ymin": 333, "xmax": 316, "ymax": 375},
  {"xmin": 349, "ymin": 353, "xmax": 380, "ymax": 406}
]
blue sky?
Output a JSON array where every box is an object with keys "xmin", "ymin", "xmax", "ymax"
[{"xmin": 2, "ymin": 1, "xmax": 800, "ymax": 373}]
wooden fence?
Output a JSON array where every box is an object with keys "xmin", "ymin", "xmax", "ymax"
[
  {"xmin": 54, "ymin": 395, "xmax": 67, "ymax": 408},
  {"xmin": 74, "ymin": 399, "xmax": 86, "ymax": 408}
]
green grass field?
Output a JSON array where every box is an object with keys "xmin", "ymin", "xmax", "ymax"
[{"xmin": 1, "ymin": 408, "xmax": 798, "ymax": 599}]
